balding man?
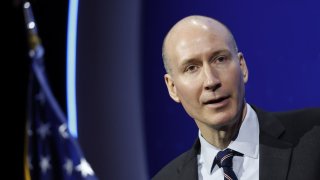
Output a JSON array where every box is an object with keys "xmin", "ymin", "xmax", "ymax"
[{"xmin": 153, "ymin": 15, "xmax": 320, "ymax": 180}]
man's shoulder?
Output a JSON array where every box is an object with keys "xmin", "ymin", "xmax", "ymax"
[
  {"xmin": 152, "ymin": 150, "xmax": 189, "ymax": 180},
  {"xmin": 152, "ymin": 140, "xmax": 199, "ymax": 180},
  {"xmin": 271, "ymin": 107, "xmax": 320, "ymax": 125},
  {"xmin": 252, "ymin": 105, "xmax": 320, "ymax": 141},
  {"xmin": 253, "ymin": 105, "xmax": 320, "ymax": 125},
  {"xmin": 260, "ymin": 106, "xmax": 320, "ymax": 143},
  {"xmin": 271, "ymin": 107, "xmax": 320, "ymax": 116}
]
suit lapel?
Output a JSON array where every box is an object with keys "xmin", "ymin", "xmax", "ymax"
[
  {"xmin": 177, "ymin": 106, "xmax": 294, "ymax": 180},
  {"xmin": 177, "ymin": 139, "xmax": 200, "ymax": 180},
  {"xmin": 254, "ymin": 107, "xmax": 293, "ymax": 180},
  {"xmin": 177, "ymin": 157, "xmax": 198, "ymax": 180}
]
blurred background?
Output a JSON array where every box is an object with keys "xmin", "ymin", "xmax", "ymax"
[{"xmin": 7, "ymin": 0, "xmax": 320, "ymax": 179}]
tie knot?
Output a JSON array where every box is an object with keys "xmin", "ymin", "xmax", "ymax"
[{"xmin": 212, "ymin": 148, "xmax": 242, "ymax": 169}]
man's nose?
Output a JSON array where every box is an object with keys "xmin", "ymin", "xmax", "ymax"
[{"xmin": 203, "ymin": 65, "xmax": 221, "ymax": 91}]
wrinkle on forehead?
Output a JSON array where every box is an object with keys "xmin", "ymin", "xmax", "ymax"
[
  {"xmin": 164, "ymin": 16, "xmax": 235, "ymax": 66},
  {"xmin": 165, "ymin": 15, "xmax": 231, "ymax": 43},
  {"xmin": 162, "ymin": 15, "xmax": 238, "ymax": 75}
]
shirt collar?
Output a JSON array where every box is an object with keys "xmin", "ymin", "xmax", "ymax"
[{"xmin": 198, "ymin": 103, "xmax": 260, "ymax": 174}]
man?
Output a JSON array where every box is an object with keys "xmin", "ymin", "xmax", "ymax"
[{"xmin": 153, "ymin": 15, "xmax": 320, "ymax": 180}]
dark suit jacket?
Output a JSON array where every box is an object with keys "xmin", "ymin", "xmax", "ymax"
[{"xmin": 152, "ymin": 107, "xmax": 320, "ymax": 180}]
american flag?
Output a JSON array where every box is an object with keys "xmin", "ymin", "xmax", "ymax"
[{"xmin": 23, "ymin": 1, "xmax": 98, "ymax": 179}]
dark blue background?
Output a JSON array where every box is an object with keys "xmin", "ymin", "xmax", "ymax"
[
  {"xmin": 8, "ymin": 0, "xmax": 320, "ymax": 179},
  {"xmin": 142, "ymin": 0, "xmax": 320, "ymax": 177}
]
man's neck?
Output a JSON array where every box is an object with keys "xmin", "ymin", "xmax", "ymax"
[{"xmin": 198, "ymin": 103, "xmax": 247, "ymax": 149}]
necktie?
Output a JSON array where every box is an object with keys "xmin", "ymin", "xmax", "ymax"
[{"xmin": 212, "ymin": 148, "xmax": 243, "ymax": 180}]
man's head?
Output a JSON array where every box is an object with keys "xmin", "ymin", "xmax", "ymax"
[{"xmin": 162, "ymin": 15, "xmax": 248, "ymax": 131}]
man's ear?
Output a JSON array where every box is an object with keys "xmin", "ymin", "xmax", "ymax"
[
  {"xmin": 164, "ymin": 74, "xmax": 180, "ymax": 103},
  {"xmin": 238, "ymin": 52, "xmax": 249, "ymax": 84}
]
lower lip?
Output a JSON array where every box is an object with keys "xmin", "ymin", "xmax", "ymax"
[{"xmin": 205, "ymin": 97, "xmax": 230, "ymax": 109}]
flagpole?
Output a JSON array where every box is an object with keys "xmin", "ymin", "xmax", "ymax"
[{"xmin": 22, "ymin": 2, "xmax": 98, "ymax": 179}]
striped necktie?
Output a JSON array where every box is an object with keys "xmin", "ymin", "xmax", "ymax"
[{"xmin": 212, "ymin": 148, "xmax": 243, "ymax": 180}]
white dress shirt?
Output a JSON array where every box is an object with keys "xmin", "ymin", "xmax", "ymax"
[{"xmin": 197, "ymin": 103, "xmax": 259, "ymax": 180}]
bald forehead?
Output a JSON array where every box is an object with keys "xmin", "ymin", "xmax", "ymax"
[
  {"xmin": 168, "ymin": 16, "xmax": 229, "ymax": 37},
  {"xmin": 165, "ymin": 16, "xmax": 232, "ymax": 46},
  {"xmin": 162, "ymin": 16, "xmax": 236, "ymax": 73}
]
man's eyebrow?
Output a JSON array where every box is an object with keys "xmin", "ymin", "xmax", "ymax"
[
  {"xmin": 179, "ymin": 49, "xmax": 231, "ymax": 67},
  {"xmin": 178, "ymin": 58, "xmax": 206, "ymax": 72},
  {"xmin": 179, "ymin": 58, "xmax": 199, "ymax": 68},
  {"xmin": 211, "ymin": 49, "xmax": 231, "ymax": 56}
]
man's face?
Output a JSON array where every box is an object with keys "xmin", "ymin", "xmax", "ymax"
[{"xmin": 164, "ymin": 21, "xmax": 248, "ymax": 130}]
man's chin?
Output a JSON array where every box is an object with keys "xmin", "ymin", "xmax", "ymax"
[{"xmin": 205, "ymin": 113, "xmax": 239, "ymax": 129}]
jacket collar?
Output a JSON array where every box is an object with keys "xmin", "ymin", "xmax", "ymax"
[
  {"xmin": 176, "ymin": 139, "xmax": 200, "ymax": 180},
  {"xmin": 176, "ymin": 105, "xmax": 293, "ymax": 180},
  {"xmin": 252, "ymin": 106, "xmax": 293, "ymax": 180}
]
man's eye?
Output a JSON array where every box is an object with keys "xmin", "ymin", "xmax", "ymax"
[
  {"xmin": 185, "ymin": 65, "xmax": 198, "ymax": 72},
  {"xmin": 215, "ymin": 56, "xmax": 226, "ymax": 63}
]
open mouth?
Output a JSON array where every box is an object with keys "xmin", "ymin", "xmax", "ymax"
[{"xmin": 203, "ymin": 96, "xmax": 230, "ymax": 105}]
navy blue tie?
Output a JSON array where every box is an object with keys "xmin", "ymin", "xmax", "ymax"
[{"xmin": 212, "ymin": 148, "xmax": 243, "ymax": 180}]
